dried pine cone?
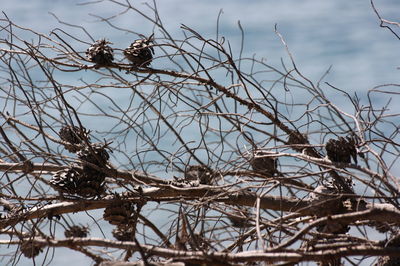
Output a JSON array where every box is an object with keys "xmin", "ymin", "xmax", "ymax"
[
  {"xmin": 60, "ymin": 125, "xmax": 90, "ymax": 144},
  {"xmin": 86, "ymin": 39, "xmax": 114, "ymax": 67},
  {"xmin": 325, "ymin": 136, "xmax": 357, "ymax": 164},
  {"xmin": 77, "ymin": 144, "xmax": 110, "ymax": 166},
  {"xmin": 50, "ymin": 167, "xmax": 105, "ymax": 197},
  {"xmin": 50, "ymin": 167, "xmax": 81, "ymax": 194},
  {"xmin": 250, "ymin": 150, "xmax": 278, "ymax": 177},
  {"xmin": 184, "ymin": 165, "xmax": 214, "ymax": 185},
  {"xmin": 64, "ymin": 225, "xmax": 89, "ymax": 238},
  {"xmin": 123, "ymin": 36, "xmax": 154, "ymax": 67},
  {"xmin": 112, "ymin": 225, "xmax": 135, "ymax": 241},
  {"xmin": 76, "ymin": 173, "xmax": 106, "ymax": 197},
  {"xmin": 59, "ymin": 125, "xmax": 90, "ymax": 152},
  {"xmin": 287, "ymin": 131, "xmax": 314, "ymax": 155},
  {"xmin": 20, "ymin": 240, "xmax": 43, "ymax": 258},
  {"xmin": 308, "ymin": 184, "xmax": 345, "ymax": 217},
  {"xmin": 103, "ymin": 202, "xmax": 135, "ymax": 226},
  {"xmin": 309, "ymin": 184, "xmax": 349, "ymax": 234},
  {"xmin": 287, "ymin": 131, "xmax": 308, "ymax": 146}
]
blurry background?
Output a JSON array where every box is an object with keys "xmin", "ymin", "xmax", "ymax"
[{"xmin": 1, "ymin": 0, "xmax": 399, "ymax": 265}]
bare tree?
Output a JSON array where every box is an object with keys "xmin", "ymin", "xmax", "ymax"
[{"xmin": 0, "ymin": 1, "xmax": 399, "ymax": 265}]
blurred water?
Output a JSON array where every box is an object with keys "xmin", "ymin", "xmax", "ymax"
[
  {"xmin": 2, "ymin": 0, "xmax": 399, "ymax": 92},
  {"xmin": 1, "ymin": 0, "xmax": 399, "ymax": 265},
  {"xmin": 2, "ymin": 0, "xmax": 399, "ymax": 108}
]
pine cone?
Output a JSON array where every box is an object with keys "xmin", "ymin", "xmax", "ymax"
[
  {"xmin": 64, "ymin": 225, "xmax": 89, "ymax": 238},
  {"xmin": 77, "ymin": 144, "xmax": 110, "ymax": 166},
  {"xmin": 112, "ymin": 225, "xmax": 135, "ymax": 241},
  {"xmin": 184, "ymin": 165, "xmax": 214, "ymax": 185},
  {"xmin": 250, "ymin": 150, "xmax": 278, "ymax": 177},
  {"xmin": 50, "ymin": 167, "xmax": 81, "ymax": 194},
  {"xmin": 103, "ymin": 202, "xmax": 135, "ymax": 226},
  {"xmin": 86, "ymin": 39, "xmax": 114, "ymax": 67},
  {"xmin": 326, "ymin": 136, "xmax": 357, "ymax": 164},
  {"xmin": 59, "ymin": 125, "xmax": 90, "ymax": 152},
  {"xmin": 123, "ymin": 36, "xmax": 154, "ymax": 67},
  {"xmin": 308, "ymin": 184, "xmax": 344, "ymax": 216},
  {"xmin": 287, "ymin": 131, "xmax": 314, "ymax": 155},
  {"xmin": 287, "ymin": 131, "xmax": 308, "ymax": 146},
  {"xmin": 20, "ymin": 240, "xmax": 43, "ymax": 258},
  {"xmin": 59, "ymin": 125, "xmax": 90, "ymax": 144},
  {"xmin": 50, "ymin": 167, "xmax": 105, "ymax": 197},
  {"xmin": 75, "ymin": 173, "xmax": 106, "ymax": 197}
]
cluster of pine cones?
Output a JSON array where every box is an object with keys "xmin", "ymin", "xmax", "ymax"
[
  {"xmin": 85, "ymin": 35, "xmax": 154, "ymax": 68},
  {"xmin": 50, "ymin": 125, "xmax": 110, "ymax": 198},
  {"xmin": 19, "ymin": 225, "xmax": 90, "ymax": 258}
]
